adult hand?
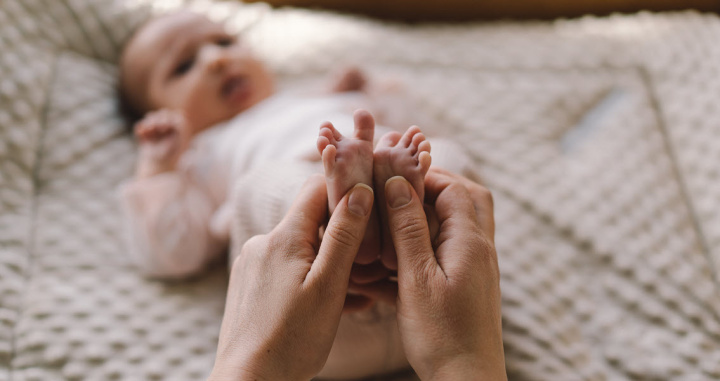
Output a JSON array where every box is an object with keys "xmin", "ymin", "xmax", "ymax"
[
  {"xmin": 352, "ymin": 168, "xmax": 506, "ymax": 380},
  {"xmin": 208, "ymin": 175, "xmax": 375, "ymax": 381}
]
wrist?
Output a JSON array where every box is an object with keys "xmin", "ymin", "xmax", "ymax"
[
  {"xmin": 422, "ymin": 354, "xmax": 507, "ymax": 381},
  {"xmin": 208, "ymin": 358, "xmax": 275, "ymax": 381},
  {"xmin": 135, "ymin": 159, "xmax": 176, "ymax": 179},
  {"xmin": 207, "ymin": 366, "xmax": 263, "ymax": 381},
  {"xmin": 208, "ymin": 366, "xmax": 311, "ymax": 381},
  {"xmin": 208, "ymin": 350, "xmax": 312, "ymax": 381}
]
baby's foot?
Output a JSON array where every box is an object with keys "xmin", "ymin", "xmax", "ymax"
[
  {"xmin": 317, "ymin": 110, "xmax": 381, "ymax": 265},
  {"xmin": 373, "ymin": 126, "xmax": 431, "ymax": 270},
  {"xmin": 330, "ymin": 66, "xmax": 367, "ymax": 93}
]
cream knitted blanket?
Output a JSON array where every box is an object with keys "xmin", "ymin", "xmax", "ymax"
[{"xmin": 1, "ymin": 0, "xmax": 719, "ymax": 379}]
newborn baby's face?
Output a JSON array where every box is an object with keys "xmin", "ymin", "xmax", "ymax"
[{"xmin": 121, "ymin": 12, "xmax": 274, "ymax": 132}]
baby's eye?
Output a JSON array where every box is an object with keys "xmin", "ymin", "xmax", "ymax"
[
  {"xmin": 173, "ymin": 57, "xmax": 194, "ymax": 77},
  {"xmin": 215, "ymin": 36, "xmax": 236, "ymax": 47}
]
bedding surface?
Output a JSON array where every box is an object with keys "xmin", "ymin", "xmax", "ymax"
[{"xmin": 1, "ymin": 0, "xmax": 720, "ymax": 379}]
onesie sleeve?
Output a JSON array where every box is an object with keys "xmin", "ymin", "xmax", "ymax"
[
  {"xmin": 118, "ymin": 171, "xmax": 227, "ymax": 279},
  {"xmin": 230, "ymin": 161, "xmax": 322, "ymax": 265}
]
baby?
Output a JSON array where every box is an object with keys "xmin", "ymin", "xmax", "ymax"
[{"xmin": 119, "ymin": 10, "xmax": 467, "ymax": 379}]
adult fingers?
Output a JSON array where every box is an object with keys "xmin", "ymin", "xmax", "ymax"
[
  {"xmin": 425, "ymin": 168, "xmax": 495, "ymax": 243},
  {"xmin": 384, "ymin": 176, "xmax": 438, "ymax": 283},
  {"xmin": 277, "ymin": 174, "xmax": 329, "ymax": 247},
  {"xmin": 426, "ymin": 176, "xmax": 479, "ymax": 232},
  {"xmin": 308, "ymin": 183, "xmax": 374, "ymax": 288}
]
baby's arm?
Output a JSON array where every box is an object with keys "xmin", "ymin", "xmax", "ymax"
[
  {"xmin": 119, "ymin": 110, "xmax": 226, "ymax": 278},
  {"xmin": 133, "ymin": 109, "xmax": 190, "ymax": 178}
]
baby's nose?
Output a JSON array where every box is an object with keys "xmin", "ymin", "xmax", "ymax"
[{"xmin": 202, "ymin": 46, "xmax": 230, "ymax": 72}]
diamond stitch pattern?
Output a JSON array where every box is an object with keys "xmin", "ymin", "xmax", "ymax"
[{"xmin": 1, "ymin": 0, "xmax": 719, "ymax": 380}]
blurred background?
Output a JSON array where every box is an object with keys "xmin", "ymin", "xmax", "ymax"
[
  {"xmin": 1, "ymin": 0, "xmax": 720, "ymax": 380},
  {"xmin": 243, "ymin": 0, "xmax": 720, "ymax": 20}
]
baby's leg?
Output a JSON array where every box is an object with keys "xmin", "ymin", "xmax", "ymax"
[
  {"xmin": 373, "ymin": 126, "xmax": 432, "ymax": 270},
  {"xmin": 317, "ymin": 110, "xmax": 381, "ymax": 265}
]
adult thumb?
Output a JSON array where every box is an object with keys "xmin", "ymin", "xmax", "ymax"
[
  {"xmin": 309, "ymin": 183, "xmax": 374, "ymax": 286},
  {"xmin": 384, "ymin": 176, "xmax": 437, "ymax": 280}
]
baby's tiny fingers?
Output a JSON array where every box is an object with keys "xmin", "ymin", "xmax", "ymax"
[
  {"xmin": 147, "ymin": 135, "xmax": 178, "ymax": 159},
  {"xmin": 154, "ymin": 112, "xmax": 170, "ymax": 127},
  {"xmin": 134, "ymin": 121, "xmax": 153, "ymax": 138},
  {"xmin": 154, "ymin": 122, "xmax": 173, "ymax": 134},
  {"xmin": 169, "ymin": 110, "xmax": 185, "ymax": 125}
]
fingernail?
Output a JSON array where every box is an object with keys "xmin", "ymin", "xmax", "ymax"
[
  {"xmin": 348, "ymin": 183, "xmax": 374, "ymax": 216},
  {"xmin": 386, "ymin": 176, "xmax": 411, "ymax": 208}
]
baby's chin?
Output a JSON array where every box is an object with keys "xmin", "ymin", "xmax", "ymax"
[
  {"xmin": 227, "ymin": 83, "xmax": 274, "ymax": 117},
  {"xmin": 243, "ymin": 81, "xmax": 275, "ymax": 110}
]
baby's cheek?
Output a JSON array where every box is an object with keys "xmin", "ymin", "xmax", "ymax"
[
  {"xmin": 181, "ymin": 83, "xmax": 216, "ymax": 126},
  {"xmin": 252, "ymin": 64, "xmax": 275, "ymax": 98},
  {"xmin": 190, "ymin": 93, "xmax": 238, "ymax": 132}
]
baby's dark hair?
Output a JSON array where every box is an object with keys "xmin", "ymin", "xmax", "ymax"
[
  {"xmin": 117, "ymin": 78, "xmax": 143, "ymax": 132},
  {"xmin": 116, "ymin": 16, "xmax": 153, "ymax": 133}
]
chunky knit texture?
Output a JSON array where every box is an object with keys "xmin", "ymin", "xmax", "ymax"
[{"xmin": 1, "ymin": 0, "xmax": 719, "ymax": 379}]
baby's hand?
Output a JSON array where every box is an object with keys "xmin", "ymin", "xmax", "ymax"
[
  {"xmin": 134, "ymin": 109, "xmax": 190, "ymax": 178},
  {"xmin": 330, "ymin": 66, "xmax": 367, "ymax": 93}
]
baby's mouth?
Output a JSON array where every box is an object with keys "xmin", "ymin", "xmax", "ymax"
[{"xmin": 221, "ymin": 75, "xmax": 251, "ymax": 104}]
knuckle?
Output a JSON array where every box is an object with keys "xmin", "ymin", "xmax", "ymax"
[
  {"xmin": 470, "ymin": 235, "xmax": 499, "ymax": 276},
  {"xmin": 242, "ymin": 235, "xmax": 266, "ymax": 254},
  {"xmin": 237, "ymin": 235, "xmax": 268, "ymax": 266},
  {"xmin": 309, "ymin": 276, "xmax": 343, "ymax": 301},
  {"xmin": 443, "ymin": 182, "xmax": 472, "ymax": 204},
  {"xmin": 478, "ymin": 187, "xmax": 494, "ymax": 209},
  {"xmin": 244, "ymin": 234, "xmax": 266, "ymax": 249},
  {"xmin": 394, "ymin": 214, "xmax": 428, "ymax": 243},
  {"xmin": 272, "ymin": 228, "xmax": 309, "ymax": 260},
  {"xmin": 324, "ymin": 222, "xmax": 362, "ymax": 249},
  {"xmin": 409, "ymin": 256, "xmax": 435, "ymax": 285},
  {"xmin": 268, "ymin": 230, "xmax": 291, "ymax": 251},
  {"xmin": 469, "ymin": 184, "xmax": 492, "ymax": 205}
]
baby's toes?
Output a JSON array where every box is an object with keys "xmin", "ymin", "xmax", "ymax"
[
  {"xmin": 376, "ymin": 131, "xmax": 402, "ymax": 150},
  {"xmin": 317, "ymin": 135, "xmax": 331, "ymax": 156},
  {"xmin": 321, "ymin": 144, "xmax": 337, "ymax": 174},
  {"xmin": 418, "ymin": 151, "xmax": 432, "ymax": 175},
  {"xmin": 318, "ymin": 122, "xmax": 339, "ymax": 151},
  {"xmin": 352, "ymin": 109, "xmax": 375, "ymax": 143},
  {"xmin": 418, "ymin": 140, "xmax": 431, "ymax": 155},
  {"xmin": 399, "ymin": 126, "xmax": 422, "ymax": 148},
  {"xmin": 324, "ymin": 121, "xmax": 343, "ymax": 141},
  {"xmin": 410, "ymin": 132, "xmax": 426, "ymax": 155},
  {"xmin": 399, "ymin": 126, "xmax": 420, "ymax": 148}
]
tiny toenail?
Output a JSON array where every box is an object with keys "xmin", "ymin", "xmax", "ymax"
[
  {"xmin": 348, "ymin": 183, "xmax": 374, "ymax": 216},
  {"xmin": 386, "ymin": 176, "xmax": 412, "ymax": 208}
]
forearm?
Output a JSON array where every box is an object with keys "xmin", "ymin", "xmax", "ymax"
[
  {"xmin": 119, "ymin": 171, "xmax": 225, "ymax": 278},
  {"xmin": 208, "ymin": 357, "xmax": 310, "ymax": 381},
  {"xmin": 135, "ymin": 157, "xmax": 178, "ymax": 178},
  {"xmin": 207, "ymin": 362, "xmax": 273, "ymax": 381},
  {"xmin": 424, "ymin": 354, "xmax": 507, "ymax": 381}
]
